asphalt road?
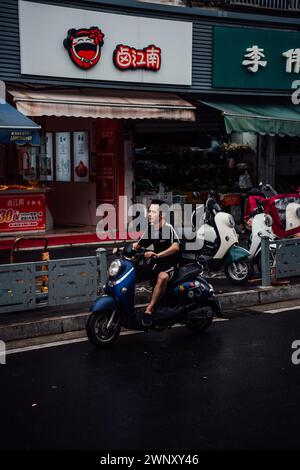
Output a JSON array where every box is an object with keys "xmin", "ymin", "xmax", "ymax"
[{"xmin": 1, "ymin": 307, "xmax": 300, "ymax": 450}]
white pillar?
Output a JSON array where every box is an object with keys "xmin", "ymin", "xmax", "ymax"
[{"xmin": 0, "ymin": 81, "xmax": 6, "ymax": 103}]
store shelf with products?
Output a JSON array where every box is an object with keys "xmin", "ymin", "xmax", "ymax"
[{"xmin": 134, "ymin": 141, "xmax": 255, "ymax": 223}]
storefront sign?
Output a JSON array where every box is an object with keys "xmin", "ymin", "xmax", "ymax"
[
  {"xmin": 113, "ymin": 45, "xmax": 161, "ymax": 71},
  {"xmin": 56, "ymin": 132, "xmax": 71, "ymax": 182},
  {"xmin": 0, "ymin": 194, "xmax": 46, "ymax": 232},
  {"xmin": 0, "ymin": 130, "xmax": 40, "ymax": 145},
  {"xmin": 73, "ymin": 131, "xmax": 89, "ymax": 182},
  {"xmin": 63, "ymin": 27, "xmax": 104, "ymax": 70},
  {"xmin": 19, "ymin": 1, "xmax": 192, "ymax": 86},
  {"xmin": 213, "ymin": 26, "xmax": 300, "ymax": 90}
]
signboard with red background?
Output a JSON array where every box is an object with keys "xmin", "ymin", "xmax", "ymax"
[{"xmin": 0, "ymin": 194, "xmax": 46, "ymax": 233}]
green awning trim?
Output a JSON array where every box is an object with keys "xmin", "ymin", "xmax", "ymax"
[{"xmin": 200, "ymin": 100, "xmax": 300, "ymax": 137}]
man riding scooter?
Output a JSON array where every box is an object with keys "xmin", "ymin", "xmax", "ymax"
[{"xmin": 132, "ymin": 199, "xmax": 181, "ymax": 327}]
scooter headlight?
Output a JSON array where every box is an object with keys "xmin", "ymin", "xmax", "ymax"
[
  {"xmin": 264, "ymin": 214, "xmax": 273, "ymax": 227},
  {"xmin": 108, "ymin": 260, "xmax": 121, "ymax": 278},
  {"xmin": 228, "ymin": 215, "xmax": 235, "ymax": 228}
]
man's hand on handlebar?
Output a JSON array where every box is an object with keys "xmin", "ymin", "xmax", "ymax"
[{"xmin": 144, "ymin": 251, "xmax": 158, "ymax": 260}]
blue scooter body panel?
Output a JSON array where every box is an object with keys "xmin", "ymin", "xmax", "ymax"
[
  {"xmin": 91, "ymin": 295, "xmax": 119, "ymax": 313},
  {"xmin": 105, "ymin": 259, "xmax": 139, "ymax": 330},
  {"xmin": 169, "ymin": 275, "xmax": 214, "ymax": 303}
]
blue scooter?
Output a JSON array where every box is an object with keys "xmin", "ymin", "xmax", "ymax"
[{"xmin": 86, "ymin": 244, "xmax": 222, "ymax": 348}]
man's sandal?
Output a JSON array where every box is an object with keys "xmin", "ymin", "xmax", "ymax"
[{"xmin": 142, "ymin": 311, "xmax": 153, "ymax": 327}]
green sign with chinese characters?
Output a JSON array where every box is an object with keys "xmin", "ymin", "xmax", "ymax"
[{"xmin": 213, "ymin": 26, "xmax": 300, "ymax": 90}]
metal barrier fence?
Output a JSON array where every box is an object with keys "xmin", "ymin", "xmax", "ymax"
[
  {"xmin": 0, "ymin": 248, "xmax": 107, "ymax": 314},
  {"xmin": 261, "ymin": 236, "xmax": 300, "ymax": 287}
]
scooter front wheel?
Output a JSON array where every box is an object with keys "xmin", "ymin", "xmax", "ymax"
[
  {"xmin": 86, "ymin": 310, "xmax": 121, "ymax": 348},
  {"xmin": 224, "ymin": 258, "xmax": 252, "ymax": 285}
]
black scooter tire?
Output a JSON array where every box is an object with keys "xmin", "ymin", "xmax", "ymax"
[
  {"xmin": 185, "ymin": 303, "xmax": 214, "ymax": 333},
  {"xmin": 186, "ymin": 317, "xmax": 213, "ymax": 333},
  {"xmin": 86, "ymin": 310, "xmax": 121, "ymax": 348},
  {"xmin": 224, "ymin": 258, "xmax": 252, "ymax": 285}
]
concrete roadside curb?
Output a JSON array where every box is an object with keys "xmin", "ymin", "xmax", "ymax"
[
  {"xmin": 218, "ymin": 283, "xmax": 300, "ymax": 308},
  {"xmin": 1, "ymin": 283, "xmax": 300, "ymax": 342}
]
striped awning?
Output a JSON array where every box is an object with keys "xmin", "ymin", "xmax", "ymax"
[{"xmin": 9, "ymin": 89, "xmax": 196, "ymax": 121}]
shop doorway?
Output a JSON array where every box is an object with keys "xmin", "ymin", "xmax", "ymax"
[
  {"xmin": 133, "ymin": 122, "xmax": 257, "ymax": 225},
  {"xmin": 276, "ymin": 135, "xmax": 300, "ymax": 193}
]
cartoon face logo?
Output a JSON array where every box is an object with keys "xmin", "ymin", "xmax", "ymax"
[{"xmin": 63, "ymin": 26, "xmax": 104, "ymax": 69}]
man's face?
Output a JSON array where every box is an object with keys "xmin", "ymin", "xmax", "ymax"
[{"xmin": 148, "ymin": 204, "xmax": 160, "ymax": 225}]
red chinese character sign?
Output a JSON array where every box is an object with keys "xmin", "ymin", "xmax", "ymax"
[
  {"xmin": 113, "ymin": 44, "xmax": 161, "ymax": 71},
  {"xmin": 0, "ymin": 195, "xmax": 46, "ymax": 233},
  {"xmin": 63, "ymin": 26, "xmax": 104, "ymax": 69}
]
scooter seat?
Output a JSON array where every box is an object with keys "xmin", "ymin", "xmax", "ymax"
[{"xmin": 168, "ymin": 265, "xmax": 201, "ymax": 288}]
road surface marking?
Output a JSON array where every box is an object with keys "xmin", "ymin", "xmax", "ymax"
[
  {"xmin": 6, "ymin": 317, "xmax": 227, "ymax": 355},
  {"xmin": 264, "ymin": 305, "xmax": 300, "ymax": 314},
  {"xmin": 6, "ymin": 337, "xmax": 89, "ymax": 355},
  {"xmin": 6, "ymin": 330, "xmax": 145, "ymax": 355}
]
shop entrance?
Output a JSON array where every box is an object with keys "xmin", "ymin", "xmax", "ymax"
[
  {"xmin": 0, "ymin": 116, "xmax": 125, "ymax": 244},
  {"xmin": 276, "ymin": 136, "xmax": 300, "ymax": 193},
  {"xmin": 133, "ymin": 121, "xmax": 257, "ymax": 224}
]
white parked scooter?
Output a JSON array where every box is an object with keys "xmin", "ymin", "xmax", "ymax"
[
  {"xmin": 190, "ymin": 192, "xmax": 252, "ymax": 285},
  {"xmin": 285, "ymin": 202, "xmax": 300, "ymax": 233}
]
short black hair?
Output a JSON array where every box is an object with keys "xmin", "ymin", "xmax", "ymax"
[
  {"xmin": 150, "ymin": 199, "xmax": 166, "ymax": 206},
  {"xmin": 149, "ymin": 199, "xmax": 169, "ymax": 215}
]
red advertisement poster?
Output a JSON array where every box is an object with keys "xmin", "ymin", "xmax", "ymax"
[
  {"xmin": 96, "ymin": 120, "xmax": 116, "ymax": 204},
  {"xmin": 0, "ymin": 194, "xmax": 46, "ymax": 233}
]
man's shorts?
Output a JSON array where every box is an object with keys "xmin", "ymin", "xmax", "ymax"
[
  {"xmin": 136, "ymin": 260, "xmax": 176, "ymax": 285},
  {"xmin": 151, "ymin": 262, "xmax": 176, "ymax": 283}
]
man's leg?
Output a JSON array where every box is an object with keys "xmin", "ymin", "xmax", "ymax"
[{"xmin": 145, "ymin": 271, "xmax": 169, "ymax": 314}]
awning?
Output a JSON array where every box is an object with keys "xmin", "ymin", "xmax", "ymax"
[
  {"xmin": 200, "ymin": 100, "xmax": 300, "ymax": 137},
  {"xmin": 8, "ymin": 89, "xmax": 196, "ymax": 121},
  {"xmin": 0, "ymin": 101, "xmax": 40, "ymax": 144}
]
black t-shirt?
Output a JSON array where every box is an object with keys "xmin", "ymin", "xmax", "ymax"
[{"xmin": 137, "ymin": 222, "xmax": 180, "ymax": 265}]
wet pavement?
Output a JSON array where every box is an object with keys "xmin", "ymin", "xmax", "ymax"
[{"xmin": 1, "ymin": 307, "xmax": 300, "ymax": 449}]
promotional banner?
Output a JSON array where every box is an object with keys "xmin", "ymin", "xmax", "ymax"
[
  {"xmin": 73, "ymin": 131, "xmax": 89, "ymax": 182},
  {"xmin": 56, "ymin": 132, "xmax": 71, "ymax": 182},
  {"xmin": 96, "ymin": 120, "xmax": 116, "ymax": 204},
  {"xmin": 40, "ymin": 132, "xmax": 54, "ymax": 182},
  {"xmin": 0, "ymin": 194, "xmax": 46, "ymax": 232}
]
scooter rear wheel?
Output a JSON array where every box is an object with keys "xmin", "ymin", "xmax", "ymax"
[
  {"xmin": 86, "ymin": 310, "xmax": 121, "ymax": 348},
  {"xmin": 186, "ymin": 318, "xmax": 213, "ymax": 333},
  {"xmin": 224, "ymin": 258, "xmax": 252, "ymax": 285},
  {"xmin": 185, "ymin": 305, "xmax": 214, "ymax": 332}
]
